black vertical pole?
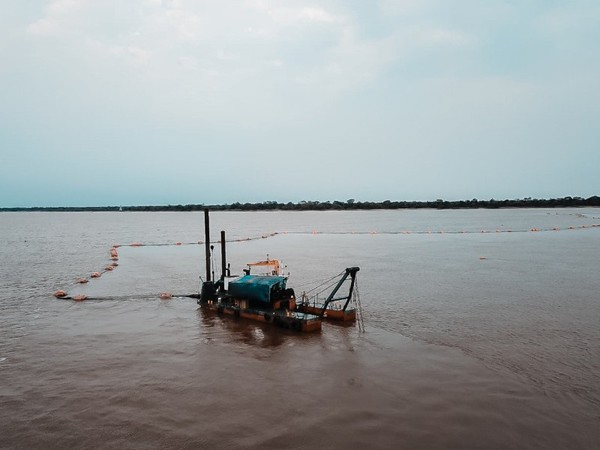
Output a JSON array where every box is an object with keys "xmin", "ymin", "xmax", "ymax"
[
  {"xmin": 220, "ymin": 230, "xmax": 226, "ymax": 281},
  {"xmin": 204, "ymin": 209, "xmax": 211, "ymax": 282}
]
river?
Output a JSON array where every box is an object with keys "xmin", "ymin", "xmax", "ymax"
[{"xmin": 1, "ymin": 209, "xmax": 599, "ymax": 449}]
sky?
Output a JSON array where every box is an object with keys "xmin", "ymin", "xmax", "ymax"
[{"xmin": 1, "ymin": 0, "xmax": 599, "ymax": 207}]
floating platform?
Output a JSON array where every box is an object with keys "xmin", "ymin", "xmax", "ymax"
[
  {"xmin": 295, "ymin": 267, "xmax": 361, "ymax": 323},
  {"xmin": 200, "ymin": 300, "xmax": 322, "ymax": 332},
  {"xmin": 296, "ymin": 304, "xmax": 357, "ymax": 322},
  {"xmin": 197, "ymin": 210, "xmax": 359, "ymax": 333}
]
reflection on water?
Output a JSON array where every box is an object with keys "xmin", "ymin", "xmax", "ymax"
[
  {"xmin": 198, "ymin": 307, "xmax": 357, "ymax": 350},
  {"xmin": 1, "ymin": 210, "xmax": 599, "ymax": 449},
  {"xmin": 198, "ymin": 307, "xmax": 292, "ymax": 348}
]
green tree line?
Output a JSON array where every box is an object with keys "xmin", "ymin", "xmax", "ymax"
[{"xmin": 2, "ymin": 196, "xmax": 599, "ymax": 212}]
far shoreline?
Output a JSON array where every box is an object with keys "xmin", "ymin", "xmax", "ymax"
[{"xmin": 1, "ymin": 196, "xmax": 599, "ymax": 212}]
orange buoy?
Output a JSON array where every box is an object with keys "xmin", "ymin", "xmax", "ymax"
[
  {"xmin": 176, "ymin": 242, "xmax": 182, "ymax": 246},
  {"xmin": 91, "ymin": 272, "xmax": 101, "ymax": 278},
  {"xmin": 105, "ymin": 265, "xmax": 114, "ymax": 271},
  {"xmin": 131, "ymin": 242, "xmax": 142, "ymax": 247},
  {"xmin": 72, "ymin": 294, "xmax": 88, "ymax": 301},
  {"xmin": 54, "ymin": 290, "xmax": 67, "ymax": 298},
  {"xmin": 160, "ymin": 292, "xmax": 173, "ymax": 300},
  {"xmin": 111, "ymin": 262, "xmax": 119, "ymax": 267},
  {"xmin": 76, "ymin": 278, "xmax": 88, "ymax": 284}
]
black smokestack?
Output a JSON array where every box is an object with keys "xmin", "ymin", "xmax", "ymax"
[
  {"xmin": 220, "ymin": 230, "xmax": 226, "ymax": 281},
  {"xmin": 204, "ymin": 209, "xmax": 211, "ymax": 282}
]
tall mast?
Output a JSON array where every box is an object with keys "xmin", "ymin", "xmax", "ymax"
[
  {"xmin": 220, "ymin": 230, "xmax": 226, "ymax": 281},
  {"xmin": 204, "ymin": 209, "xmax": 211, "ymax": 282}
]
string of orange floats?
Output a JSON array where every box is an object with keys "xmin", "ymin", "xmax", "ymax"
[
  {"xmin": 53, "ymin": 224, "xmax": 598, "ymax": 301},
  {"xmin": 295, "ymin": 223, "xmax": 600, "ymax": 236},
  {"xmin": 53, "ymin": 293, "xmax": 196, "ymax": 302},
  {"xmin": 53, "ymin": 233, "xmax": 279, "ymax": 301},
  {"xmin": 54, "ymin": 244, "xmax": 122, "ymax": 299}
]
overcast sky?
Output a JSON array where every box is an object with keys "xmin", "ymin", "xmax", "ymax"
[{"xmin": 1, "ymin": 0, "xmax": 598, "ymax": 207}]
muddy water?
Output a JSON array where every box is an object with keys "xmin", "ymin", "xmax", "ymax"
[{"xmin": 1, "ymin": 210, "xmax": 599, "ymax": 449}]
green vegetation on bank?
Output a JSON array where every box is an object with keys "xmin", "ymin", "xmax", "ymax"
[{"xmin": 1, "ymin": 196, "xmax": 599, "ymax": 212}]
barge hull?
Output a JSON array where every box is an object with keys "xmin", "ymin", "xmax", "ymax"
[
  {"xmin": 200, "ymin": 301, "xmax": 322, "ymax": 332},
  {"xmin": 297, "ymin": 305, "xmax": 357, "ymax": 322}
]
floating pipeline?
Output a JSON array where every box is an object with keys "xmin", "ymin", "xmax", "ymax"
[
  {"xmin": 54, "ymin": 225, "xmax": 599, "ymax": 301},
  {"xmin": 54, "ymin": 233, "xmax": 283, "ymax": 300},
  {"xmin": 103, "ymin": 223, "xmax": 600, "ymax": 258},
  {"xmin": 110, "ymin": 232, "xmax": 281, "ymax": 249},
  {"xmin": 53, "ymin": 293, "xmax": 199, "ymax": 302},
  {"xmin": 96, "ymin": 223, "xmax": 600, "ymax": 255},
  {"xmin": 285, "ymin": 224, "xmax": 600, "ymax": 236}
]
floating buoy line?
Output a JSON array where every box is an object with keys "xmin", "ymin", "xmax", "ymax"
[
  {"xmin": 53, "ymin": 293, "xmax": 199, "ymax": 301},
  {"xmin": 53, "ymin": 233, "xmax": 279, "ymax": 300},
  {"xmin": 286, "ymin": 223, "xmax": 600, "ymax": 236},
  {"xmin": 53, "ymin": 223, "xmax": 599, "ymax": 301}
]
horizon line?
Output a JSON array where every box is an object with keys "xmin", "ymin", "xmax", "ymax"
[{"xmin": 1, "ymin": 195, "xmax": 599, "ymax": 211}]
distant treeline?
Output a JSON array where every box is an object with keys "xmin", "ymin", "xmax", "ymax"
[{"xmin": 2, "ymin": 196, "xmax": 599, "ymax": 212}]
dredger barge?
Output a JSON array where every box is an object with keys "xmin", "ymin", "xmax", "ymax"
[{"xmin": 197, "ymin": 210, "xmax": 360, "ymax": 332}]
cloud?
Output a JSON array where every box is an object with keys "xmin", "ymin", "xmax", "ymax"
[
  {"xmin": 27, "ymin": 17, "xmax": 59, "ymax": 36},
  {"xmin": 245, "ymin": 0, "xmax": 341, "ymax": 24},
  {"xmin": 2, "ymin": 1, "xmax": 599, "ymax": 206},
  {"xmin": 406, "ymin": 25, "xmax": 475, "ymax": 46},
  {"xmin": 536, "ymin": 4, "xmax": 600, "ymax": 35},
  {"xmin": 267, "ymin": 6, "xmax": 339, "ymax": 24},
  {"xmin": 93, "ymin": 42, "xmax": 152, "ymax": 67},
  {"xmin": 15, "ymin": 2, "xmax": 386, "ymax": 122},
  {"xmin": 26, "ymin": 0, "xmax": 82, "ymax": 36},
  {"xmin": 23, "ymin": 1, "xmax": 475, "ymax": 100}
]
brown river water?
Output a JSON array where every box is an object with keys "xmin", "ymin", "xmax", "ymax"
[{"xmin": 1, "ymin": 209, "xmax": 599, "ymax": 449}]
